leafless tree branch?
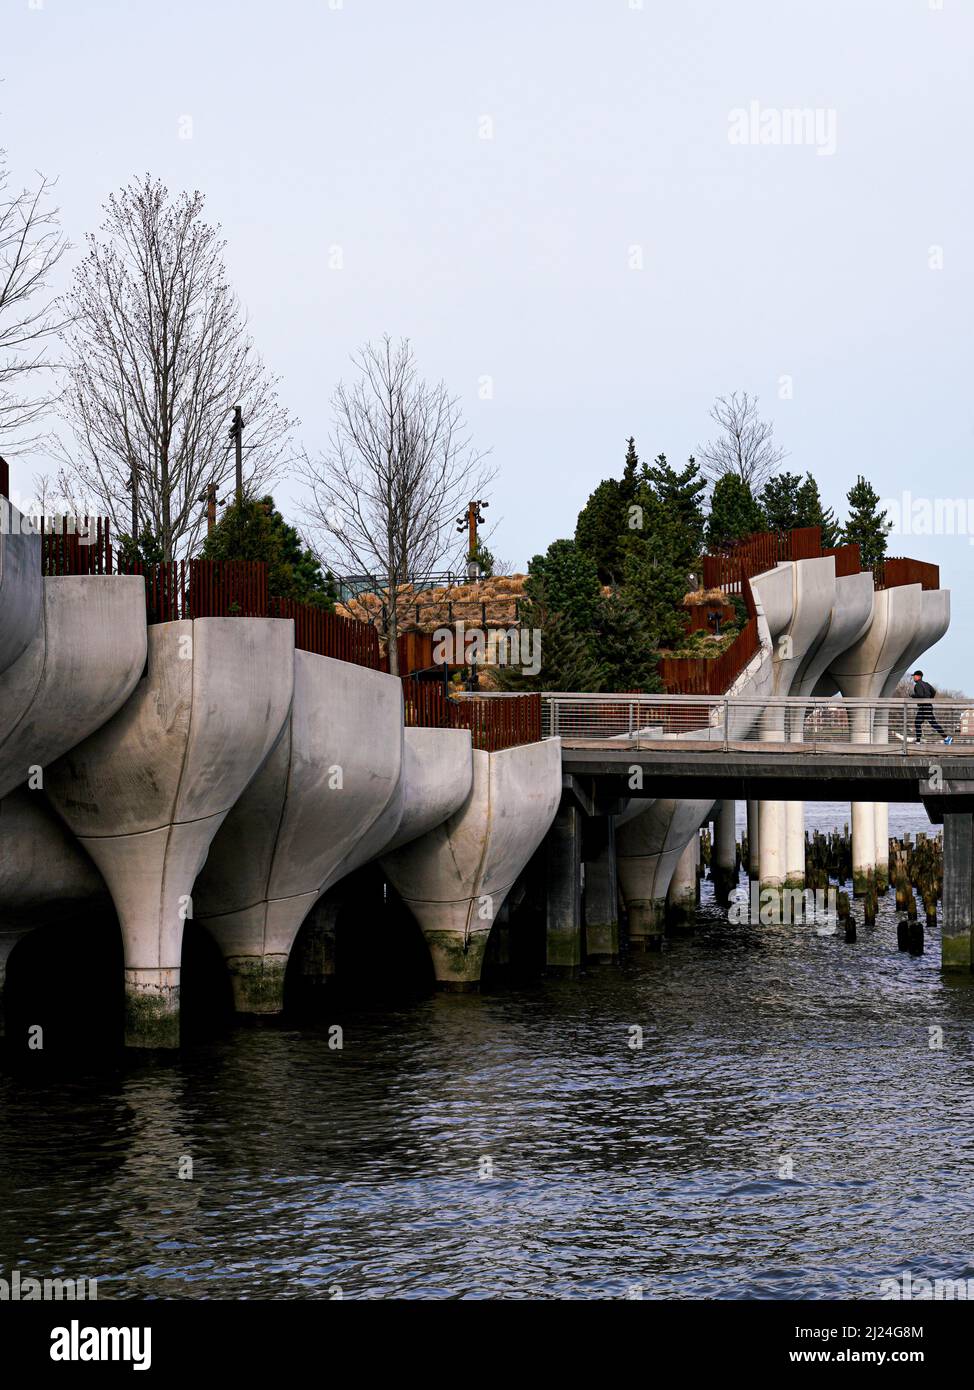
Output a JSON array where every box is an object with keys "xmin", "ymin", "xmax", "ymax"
[
  {"xmin": 299, "ymin": 335, "xmax": 495, "ymax": 674},
  {"xmin": 55, "ymin": 175, "xmax": 296, "ymax": 559}
]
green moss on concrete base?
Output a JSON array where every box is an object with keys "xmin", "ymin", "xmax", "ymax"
[
  {"xmin": 585, "ymin": 921, "xmax": 619, "ymax": 963},
  {"xmin": 942, "ymin": 933, "xmax": 973, "ymax": 972},
  {"xmin": 424, "ymin": 929, "xmax": 490, "ymax": 988},
  {"xmin": 227, "ymin": 955, "xmax": 288, "ymax": 1014},
  {"xmin": 546, "ymin": 929, "xmax": 582, "ymax": 971},
  {"xmin": 124, "ymin": 989, "xmax": 179, "ymax": 1050}
]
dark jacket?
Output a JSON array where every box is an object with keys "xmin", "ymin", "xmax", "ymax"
[{"xmin": 911, "ymin": 680, "xmax": 937, "ymax": 701}]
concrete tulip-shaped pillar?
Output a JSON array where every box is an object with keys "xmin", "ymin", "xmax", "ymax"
[
  {"xmin": 0, "ymin": 576, "xmax": 147, "ymax": 801},
  {"xmin": 666, "ymin": 833, "xmax": 698, "ymax": 924},
  {"xmin": 827, "ymin": 585, "xmax": 924, "ymax": 895},
  {"xmin": 195, "ymin": 651, "xmax": 472, "ymax": 1012},
  {"xmin": 45, "ymin": 618, "xmax": 294, "ymax": 1047},
  {"xmin": 380, "ymin": 739, "xmax": 561, "ymax": 989},
  {"xmin": 194, "ymin": 653, "xmax": 406, "ymax": 1012},
  {"xmin": 872, "ymin": 588, "xmax": 951, "ymax": 891},
  {"xmin": 750, "ymin": 558, "xmax": 836, "ymax": 893},
  {"xmin": 616, "ymin": 797, "xmax": 715, "ymax": 947}
]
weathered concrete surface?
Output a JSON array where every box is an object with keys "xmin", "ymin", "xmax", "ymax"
[
  {"xmin": 322, "ymin": 725, "xmax": 473, "ymax": 899},
  {"xmin": 583, "ymin": 815, "xmax": 619, "ymax": 963},
  {"xmin": 750, "ymin": 558, "xmax": 836, "ymax": 891},
  {"xmin": 617, "ymin": 796, "xmax": 715, "ymax": 947},
  {"xmin": 827, "ymin": 584, "xmax": 924, "ymax": 893},
  {"xmin": 44, "ymin": 618, "xmax": 293, "ymax": 1047},
  {"xmin": 0, "ymin": 577, "xmax": 146, "ymax": 802},
  {"xmin": 872, "ymin": 588, "xmax": 951, "ymax": 892},
  {"xmin": 666, "ymin": 833, "xmax": 698, "ymax": 925},
  {"xmin": 0, "ymin": 504, "xmax": 42, "ymax": 675},
  {"xmin": 194, "ymin": 654, "xmax": 413, "ymax": 1013},
  {"xmin": 380, "ymin": 739, "xmax": 562, "ymax": 989},
  {"xmin": 546, "ymin": 799, "xmax": 582, "ymax": 973}
]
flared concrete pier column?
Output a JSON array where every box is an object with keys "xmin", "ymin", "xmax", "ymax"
[
  {"xmin": 582, "ymin": 816, "xmax": 619, "ymax": 963},
  {"xmin": 45, "ymin": 618, "xmax": 294, "ymax": 1047},
  {"xmin": 759, "ymin": 800, "xmax": 785, "ymax": 895},
  {"xmin": 852, "ymin": 801, "xmax": 876, "ymax": 897},
  {"xmin": 874, "ymin": 803, "xmax": 890, "ymax": 890},
  {"xmin": 942, "ymin": 810, "xmax": 972, "ymax": 971},
  {"xmin": 666, "ymin": 835, "xmax": 697, "ymax": 926},
  {"xmin": 546, "ymin": 800, "xmax": 582, "ymax": 974},
  {"xmin": 747, "ymin": 800, "xmax": 760, "ymax": 880},
  {"xmin": 785, "ymin": 801, "xmax": 805, "ymax": 890},
  {"xmin": 380, "ymin": 741, "xmax": 562, "ymax": 991},
  {"xmin": 713, "ymin": 800, "xmax": 737, "ymax": 903}
]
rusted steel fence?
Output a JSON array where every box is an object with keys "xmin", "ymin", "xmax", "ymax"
[
  {"xmin": 402, "ymin": 678, "xmax": 541, "ymax": 751},
  {"xmin": 875, "ymin": 557, "xmax": 940, "ymax": 592},
  {"xmin": 268, "ymin": 595, "xmax": 381, "ymax": 668},
  {"xmin": 40, "ymin": 516, "xmax": 113, "ymax": 575}
]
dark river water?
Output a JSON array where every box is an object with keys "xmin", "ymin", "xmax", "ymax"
[{"xmin": 1, "ymin": 804, "xmax": 972, "ymax": 1301}]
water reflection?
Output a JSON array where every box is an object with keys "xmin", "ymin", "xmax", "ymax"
[{"xmin": 1, "ymin": 810, "xmax": 973, "ymax": 1299}]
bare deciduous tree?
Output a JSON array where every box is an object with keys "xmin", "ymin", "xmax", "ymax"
[
  {"xmin": 57, "ymin": 176, "xmax": 295, "ymax": 560},
  {"xmin": 300, "ymin": 335, "xmax": 494, "ymax": 674},
  {"xmin": 698, "ymin": 391, "xmax": 787, "ymax": 493},
  {"xmin": 0, "ymin": 149, "xmax": 68, "ymax": 453}
]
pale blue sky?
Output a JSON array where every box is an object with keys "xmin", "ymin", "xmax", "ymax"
[{"xmin": 3, "ymin": 0, "xmax": 969, "ymax": 684}]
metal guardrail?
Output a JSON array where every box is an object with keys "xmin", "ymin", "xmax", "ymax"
[{"xmin": 485, "ymin": 693, "xmax": 974, "ymax": 751}]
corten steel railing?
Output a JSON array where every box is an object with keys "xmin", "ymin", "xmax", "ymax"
[
  {"xmin": 532, "ymin": 694, "xmax": 974, "ymax": 751},
  {"xmin": 403, "ymin": 678, "xmax": 542, "ymax": 751},
  {"xmin": 39, "ymin": 516, "xmax": 113, "ymax": 575},
  {"xmin": 702, "ymin": 526, "xmax": 939, "ymax": 596},
  {"xmin": 268, "ymin": 595, "xmax": 381, "ymax": 668},
  {"xmin": 110, "ymin": 559, "xmax": 381, "ymax": 669},
  {"xmin": 875, "ymin": 557, "xmax": 941, "ymax": 592}
]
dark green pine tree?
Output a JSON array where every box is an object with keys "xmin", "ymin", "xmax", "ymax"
[
  {"xmin": 706, "ymin": 474, "xmax": 766, "ymax": 550},
  {"xmin": 759, "ymin": 471, "xmax": 804, "ymax": 531},
  {"xmin": 597, "ymin": 589, "xmax": 663, "ymax": 692},
  {"xmin": 842, "ymin": 475, "xmax": 893, "ymax": 571},
  {"xmin": 202, "ymin": 495, "xmax": 337, "ymax": 608},
  {"xmin": 645, "ymin": 452, "xmax": 707, "ymax": 564},
  {"xmin": 796, "ymin": 472, "xmax": 841, "ymax": 546},
  {"xmin": 496, "ymin": 538, "xmax": 606, "ymax": 692},
  {"xmin": 574, "ymin": 437, "xmax": 642, "ymax": 584},
  {"xmin": 619, "ymin": 479, "xmax": 693, "ymax": 650}
]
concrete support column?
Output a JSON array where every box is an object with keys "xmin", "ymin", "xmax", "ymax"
[
  {"xmin": 874, "ymin": 802, "xmax": 890, "ymax": 891},
  {"xmin": 759, "ymin": 800, "xmax": 785, "ymax": 895},
  {"xmin": 124, "ymin": 968, "xmax": 180, "ymax": 1050},
  {"xmin": 713, "ymin": 800, "xmax": 737, "ymax": 903},
  {"xmin": 785, "ymin": 801, "xmax": 805, "ymax": 890},
  {"xmin": 942, "ymin": 810, "xmax": 973, "ymax": 971},
  {"xmin": 666, "ymin": 835, "xmax": 698, "ymax": 926},
  {"xmin": 582, "ymin": 816, "xmax": 619, "ymax": 963},
  {"xmin": 747, "ymin": 800, "xmax": 760, "ymax": 880},
  {"xmin": 852, "ymin": 801, "xmax": 876, "ymax": 897},
  {"xmin": 546, "ymin": 800, "xmax": 582, "ymax": 974}
]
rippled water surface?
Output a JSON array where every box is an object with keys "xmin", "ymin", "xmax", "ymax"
[{"xmin": 1, "ymin": 806, "xmax": 972, "ymax": 1301}]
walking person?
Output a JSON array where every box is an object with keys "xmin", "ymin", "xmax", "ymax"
[{"xmin": 911, "ymin": 670, "xmax": 953, "ymax": 744}]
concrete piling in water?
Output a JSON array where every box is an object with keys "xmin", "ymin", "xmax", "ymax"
[
  {"xmin": 582, "ymin": 816, "xmax": 619, "ymax": 964},
  {"xmin": 666, "ymin": 834, "xmax": 698, "ymax": 928},
  {"xmin": 712, "ymin": 800, "xmax": 737, "ymax": 905},
  {"xmin": 545, "ymin": 798, "xmax": 583, "ymax": 975}
]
